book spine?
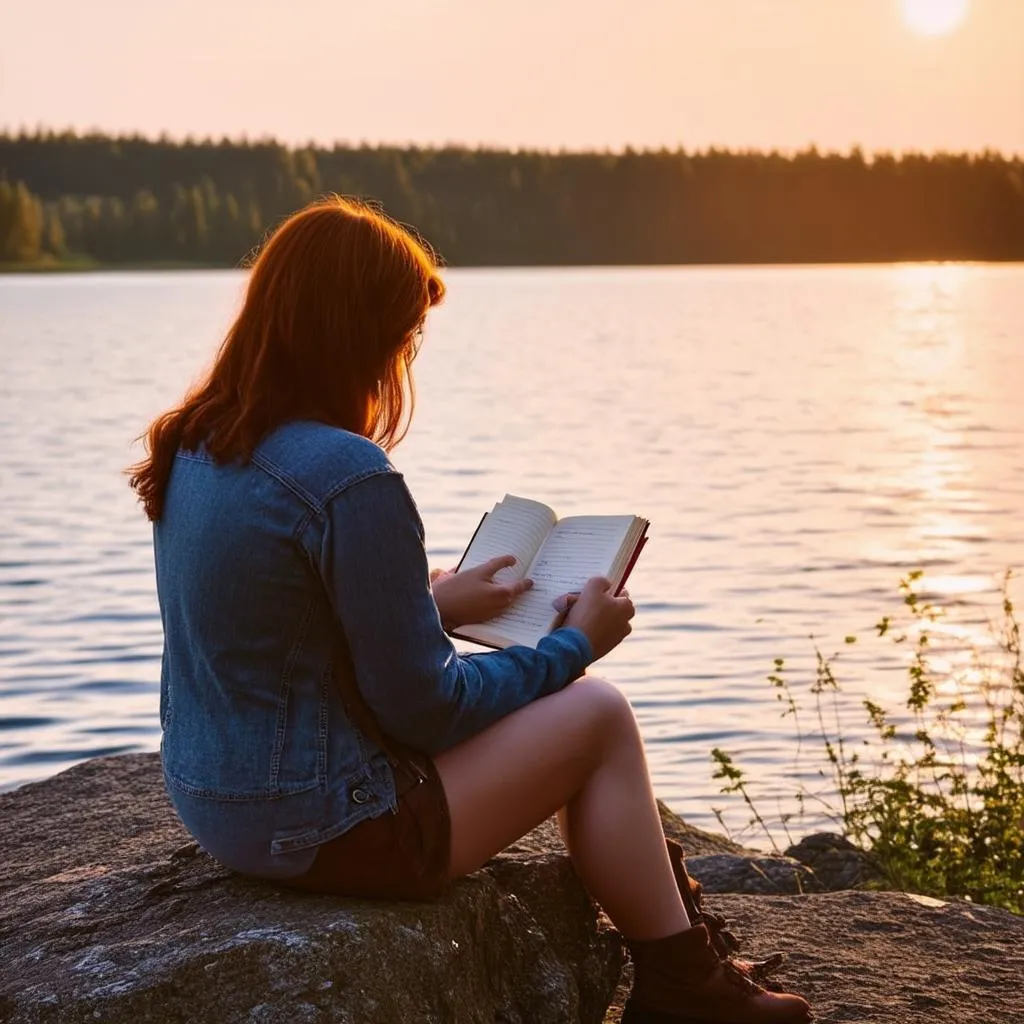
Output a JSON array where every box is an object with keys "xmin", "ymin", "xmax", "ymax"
[
  {"xmin": 615, "ymin": 526, "xmax": 649, "ymax": 595},
  {"xmin": 453, "ymin": 513, "xmax": 490, "ymax": 573}
]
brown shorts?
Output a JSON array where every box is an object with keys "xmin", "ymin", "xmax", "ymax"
[{"xmin": 282, "ymin": 754, "xmax": 451, "ymax": 901}]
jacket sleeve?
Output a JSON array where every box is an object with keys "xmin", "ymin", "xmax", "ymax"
[{"xmin": 313, "ymin": 470, "xmax": 594, "ymax": 754}]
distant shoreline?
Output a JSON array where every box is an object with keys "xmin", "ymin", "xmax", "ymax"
[
  {"xmin": 6, "ymin": 133, "xmax": 1022, "ymax": 268},
  {"xmin": 0, "ymin": 259, "xmax": 224, "ymax": 274}
]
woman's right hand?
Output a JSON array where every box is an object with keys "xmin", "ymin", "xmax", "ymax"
[{"xmin": 558, "ymin": 576, "xmax": 635, "ymax": 661}]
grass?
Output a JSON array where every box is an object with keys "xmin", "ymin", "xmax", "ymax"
[{"xmin": 710, "ymin": 571, "xmax": 1024, "ymax": 914}]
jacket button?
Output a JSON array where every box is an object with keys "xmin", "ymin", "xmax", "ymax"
[{"xmin": 351, "ymin": 787, "xmax": 372, "ymax": 804}]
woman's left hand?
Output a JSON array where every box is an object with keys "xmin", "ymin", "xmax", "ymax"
[{"xmin": 431, "ymin": 555, "xmax": 533, "ymax": 631}]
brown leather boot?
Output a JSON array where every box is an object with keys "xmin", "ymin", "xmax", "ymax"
[
  {"xmin": 666, "ymin": 839, "xmax": 786, "ymax": 986},
  {"xmin": 622, "ymin": 923, "xmax": 812, "ymax": 1024}
]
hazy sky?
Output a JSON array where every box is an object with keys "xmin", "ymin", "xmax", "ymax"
[{"xmin": 2, "ymin": 0, "xmax": 1022, "ymax": 154}]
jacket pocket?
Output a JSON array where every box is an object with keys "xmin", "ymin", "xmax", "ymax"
[{"xmin": 268, "ymin": 764, "xmax": 391, "ymax": 854}]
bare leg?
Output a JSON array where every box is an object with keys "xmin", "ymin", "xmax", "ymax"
[{"xmin": 434, "ymin": 676, "xmax": 689, "ymax": 941}]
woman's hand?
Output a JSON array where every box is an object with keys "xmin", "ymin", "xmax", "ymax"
[
  {"xmin": 556, "ymin": 576, "xmax": 635, "ymax": 661},
  {"xmin": 431, "ymin": 555, "xmax": 533, "ymax": 631}
]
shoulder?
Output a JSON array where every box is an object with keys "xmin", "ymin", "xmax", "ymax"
[{"xmin": 252, "ymin": 421, "xmax": 396, "ymax": 511}]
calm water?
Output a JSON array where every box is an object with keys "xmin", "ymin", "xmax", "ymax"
[{"xmin": 1, "ymin": 265, "xmax": 1022, "ymax": 839}]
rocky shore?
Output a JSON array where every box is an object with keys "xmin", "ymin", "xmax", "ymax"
[{"xmin": 1, "ymin": 754, "xmax": 1021, "ymax": 1023}]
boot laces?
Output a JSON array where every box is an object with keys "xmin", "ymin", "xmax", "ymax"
[
  {"xmin": 698, "ymin": 910, "xmax": 741, "ymax": 953},
  {"xmin": 721, "ymin": 958, "xmax": 764, "ymax": 996}
]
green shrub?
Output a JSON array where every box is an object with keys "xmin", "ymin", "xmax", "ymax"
[{"xmin": 711, "ymin": 571, "xmax": 1024, "ymax": 914}]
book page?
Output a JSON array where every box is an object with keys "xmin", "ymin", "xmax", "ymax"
[
  {"xmin": 459, "ymin": 515, "xmax": 637, "ymax": 649},
  {"xmin": 457, "ymin": 495, "xmax": 557, "ymax": 584},
  {"xmin": 461, "ymin": 584, "xmax": 567, "ymax": 649},
  {"xmin": 526, "ymin": 516, "xmax": 637, "ymax": 594},
  {"xmin": 608, "ymin": 519, "xmax": 649, "ymax": 588}
]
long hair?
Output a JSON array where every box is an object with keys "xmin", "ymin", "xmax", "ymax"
[{"xmin": 129, "ymin": 196, "xmax": 445, "ymax": 521}]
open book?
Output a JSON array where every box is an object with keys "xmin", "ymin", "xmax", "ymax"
[{"xmin": 450, "ymin": 494, "xmax": 649, "ymax": 650}]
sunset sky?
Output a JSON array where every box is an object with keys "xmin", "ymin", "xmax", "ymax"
[{"xmin": 2, "ymin": 0, "xmax": 1022, "ymax": 154}]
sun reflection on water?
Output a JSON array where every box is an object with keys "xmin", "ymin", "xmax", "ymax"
[{"xmin": 879, "ymin": 265, "xmax": 991, "ymax": 582}]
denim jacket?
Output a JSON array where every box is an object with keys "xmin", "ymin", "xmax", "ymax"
[{"xmin": 155, "ymin": 421, "xmax": 593, "ymax": 879}]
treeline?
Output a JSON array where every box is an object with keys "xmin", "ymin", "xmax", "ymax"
[{"xmin": 2, "ymin": 129, "xmax": 1023, "ymax": 266}]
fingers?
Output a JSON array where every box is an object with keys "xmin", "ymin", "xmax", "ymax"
[
  {"xmin": 477, "ymin": 554, "xmax": 518, "ymax": 577},
  {"xmin": 505, "ymin": 577, "xmax": 534, "ymax": 600},
  {"xmin": 617, "ymin": 595, "xmax": 636, "ymax": 624},
  {"xmin": 554, "ymin": 581, "xmax": 632, "ymax": 615},
  {"xmin": 581, "ymin": 576, "xmax": 612, "ymax": 597}
]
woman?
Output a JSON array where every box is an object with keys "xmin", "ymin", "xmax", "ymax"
[{"xmin": 130, "ymin": 197, "xmax": 811, "ymax": 1024}]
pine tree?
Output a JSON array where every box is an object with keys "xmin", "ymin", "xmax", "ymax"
[
  {"xmin": 1, "ymin": 181, "xmax": 43, "ymax": 261},
  {"xmin": 43, "ymin": 204, "xmax": 66, "ymax": 257},
  {"xmin": 0, "ymin": 178, "xmax": 15, "ymax": 258}
]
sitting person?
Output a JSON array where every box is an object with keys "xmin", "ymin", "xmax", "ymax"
[{"xmin": 130, "ymin": 196, "xmax": 811, "ymax": 1024}]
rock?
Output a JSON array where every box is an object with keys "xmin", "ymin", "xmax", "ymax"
[
  {"xmin": 6, "ymin": 755, "xmax": 1024, "ymax": 1024},
  {"xmin": 785, "ymin": 832, "xmax": 886, "ymax": 891},
  {"xmin": 0, "ymin": 754, "xmax": 622, "ymax": 1024},
  {"xmin": 686, "ymin": 853, "xmax": 821, "ymax": 895},
  {"xmin": 604, "ymin": 892, "xmax": 1024, "ymax": 1024},
  {"xmin": 656, "ymin": 800, "xmax": 754, "ymax": 857}
]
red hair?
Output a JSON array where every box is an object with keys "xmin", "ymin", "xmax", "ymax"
[{"xmin": 129, "ymin": 196, "xmax": 445, "ymax": 520}]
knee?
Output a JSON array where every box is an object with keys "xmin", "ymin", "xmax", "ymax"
[{"xmin": 571, "ymin": 675, "xmax": 638, "ymax": 742}]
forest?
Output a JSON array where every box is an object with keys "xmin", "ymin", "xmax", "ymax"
[{"xmin": 1, "ymin": 130, "xmax": 1022, "ymax": 267}]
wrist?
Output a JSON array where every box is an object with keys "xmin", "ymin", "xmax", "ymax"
[{"xmin": 552, "ymin": 626, "xmax": 595, "ymax": 666}]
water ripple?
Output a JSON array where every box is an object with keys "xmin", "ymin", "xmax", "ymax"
[{"xmin": 2, "ymin": 265, "xmax": 1022, "ymax": 838}]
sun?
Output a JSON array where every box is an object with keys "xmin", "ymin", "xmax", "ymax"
[{"xmin": 901, "ymin": 0, "xmax": 970, "ymax": 36}]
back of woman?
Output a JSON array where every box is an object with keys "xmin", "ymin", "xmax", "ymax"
[
  {"xmin": 131, "ymin": 196, "xmax": 812, "ymax": 1024},
  {"xmin": 155, "ymin": 421, "xmax": 399, "ymax": 878}
]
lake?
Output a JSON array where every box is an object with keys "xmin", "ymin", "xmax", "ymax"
[{"xmin": 1, "ymin": 264, "xmax": 1022, "ymax": 841}]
